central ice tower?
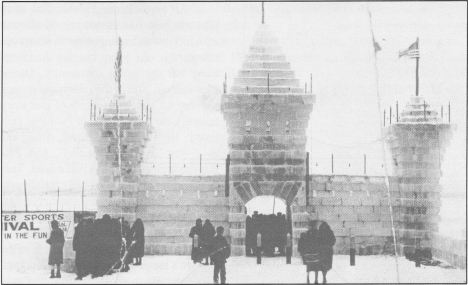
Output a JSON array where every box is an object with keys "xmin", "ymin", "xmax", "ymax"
[{"xmin": 221, "ymin": 20, "xmax": 315, "ymax": 205}]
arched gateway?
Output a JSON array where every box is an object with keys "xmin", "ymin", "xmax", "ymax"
[{"xmin": 221, "ymin": 22, "xmax": 315, "ymax": 256}]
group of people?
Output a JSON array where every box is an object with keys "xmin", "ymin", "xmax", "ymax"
[
  {"xmin": 245, "ymin": 211, "xmax": 291, "ymax": 257},
  {"xmin": 189, "ymin": 219, "xmax": 231, "ymax": 284},
  {"xmin": 48, "ymin": 213, "xmax": 335, "ymax": 284},
  {"xmin": 46, "ymin": 214, "xmax": 146, "ymax": 280},
  {"xmin": 298, "ymin": 220, "xmax": 336, "ymax": 284}
]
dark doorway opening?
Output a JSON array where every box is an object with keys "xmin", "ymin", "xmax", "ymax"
[{"xmin": 245, "ymin": 196, "xmax": 292, "ymax": 257}]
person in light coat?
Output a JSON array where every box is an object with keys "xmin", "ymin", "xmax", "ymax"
[{"xmin": 47, "ymin": 220, "xmax": 65, "ymax": 278}]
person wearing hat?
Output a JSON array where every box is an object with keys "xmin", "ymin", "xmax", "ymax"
[
  {"xmin": 211, "ymin": 226, "xmax": 230, "ymax": 284},
  {"xmin": 189, "ymin": 219, "xmax": 203, "ymax": 263},
  {"xmin": 318, "ymin": 222, "xmax": 336, "ymax": 284},
  {"xmin": 46, "ymin": 220, "xmax": 65, "ymax": 278},
  {"xmin": 298, "ymin": 220, "xmax": 322, "ymax": 284}
]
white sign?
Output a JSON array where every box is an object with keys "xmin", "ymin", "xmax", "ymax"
[{"xmin": 2, "ymin": 211, "xmax": 75, "ymax": 241}]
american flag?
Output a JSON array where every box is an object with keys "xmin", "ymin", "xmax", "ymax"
[{"xmin": 399, "ymin": 38, "xmax": 419, "ymax": 58}]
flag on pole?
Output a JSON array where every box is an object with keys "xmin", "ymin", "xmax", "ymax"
[
  {"xmin": 399, "ymin": 38, "xmax": 419, "ymax": 58},
  {"xmin": 115, "ymin": 37, "xmax": 122, "ymax": 93},
  {"xmin": 372, "ymin": 35, "xmax": 382, "ymax": 53},
  {"xmin": 367, "ymin": 9, "xmax": 381, "ymax": 54}
]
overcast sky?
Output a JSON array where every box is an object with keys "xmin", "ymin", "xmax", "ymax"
[{"xmin": 2, "ymin": 1, "xmax": 466, "ymax": 216}]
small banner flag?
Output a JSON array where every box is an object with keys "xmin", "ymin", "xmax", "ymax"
[
  {"xmin": 114, "ymin": 37, "xmax": 122, "ymax": 93},
  {"xmin": 399, "ymin": 38, "xmax": 419, "ymax": 58},
  {"xmin": 373, "ymin": 35, "xmax": 382, "ymax": 53}
]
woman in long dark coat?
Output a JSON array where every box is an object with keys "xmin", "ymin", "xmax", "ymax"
[
  {"xmin": 318, "ymin": 222, "xmax": 336, "ymax": 284},
  {"xmin": 201, "ymin": 219, "xmax": 216, "ymax": 265},
  {"xmin": 73, "ymin": 219, "xmax": 94, "ymax": 280},
  {"xmin": 130, "ymin": 218, "xmax": 145, "ymax": 265},
  {"xmin": 298, "ymin": 220, "xmax": 321, "ymax": 284},
  {"xmin": 189, "ymin": 219, "xmax": 203, "ymax": 263},
  {"xmin": 47, "ymin": 220, "xmax": 65, "ymax": 278}
]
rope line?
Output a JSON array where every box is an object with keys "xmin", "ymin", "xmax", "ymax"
[{"xmin": 366, "ymin": 5, "xmax": 401, "ymax": 282}]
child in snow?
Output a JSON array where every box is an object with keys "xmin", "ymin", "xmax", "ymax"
[{"xmin": 211, "ymin": 226, "xmax": 231, "ymax": 284}]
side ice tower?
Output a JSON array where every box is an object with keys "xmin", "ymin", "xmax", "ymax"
[
  {"xmin": 384, "ymin": 97, "xmax": 455, "ymax": 255},
  {"xmin": 85, "ymin": 38, "xmax": 154, "ymax": 222}
]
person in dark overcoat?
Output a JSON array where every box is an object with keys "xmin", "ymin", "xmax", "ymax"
[
  {"xmin": 46, "ymin": 220, "xmax": 65, "ymax": 278},
  {"xmin": 245, "ymin": 216, "xmax": 253, "ymax": 256},
  {"xmin": 211, "ymin": 226, "xmax": 230, "ymax": 284},
  {"xmin": 120, "ymin": 219, "xmax": 132, "ymax": 272},
  {"xmin": 298, "ymin": 220, "xmax": 321, "ymax": 284},
  {"xmin": 201, "ymin": 219, "xmax": 216, "ymax": 265},
  {"xmin": 318, "ymin": 221, "xmax": 336, "ymax": 284},
  {"xmin": 130, "ymin": 218, "xmax": 145, "ymax": 265},
  {"xmin": 110, "ymin": 218, "xmax": 123, "ymax": 272},
  {"xmin": 89, "ymin": 217, "xmax": 101, "ymax": 278},
  {"xmin": 91, "ymin": 214, "xmax": 115, "ymax": 277},
  {"xmin": 73, "ymin": 218, "xmax": 93, "ymax": 280},
  {"xmin": 189, "ymin": 218, "xmax": 203, "ymax": 263}
]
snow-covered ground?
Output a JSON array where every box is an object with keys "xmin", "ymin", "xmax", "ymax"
[{"xmin": 3, "ymin": 255, "xmax": 466, "ymax": 284}]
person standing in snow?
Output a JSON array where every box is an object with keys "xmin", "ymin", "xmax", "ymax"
[
  {"xmin": 245, "ymin": 215, "xmax": 254, "ymax": 256},
  {"xmin": 73, "ymin": 218, "xmax": 94, "ymax": 280},
  {"xmin": 298, "ymin": 220, "xmax": 322, "ymax": 284},
  {"xmin": 129, "ymin": 218, "xmax": 145, "ymax": 265},
  {"xmin": 317, "ymin": 221, "xmax": 336, "ymax": 284},
  {"xmin": 46, "ymin": 220, "xmax": 65, "ymax": 278},
  {"xmin": 189, "ymin": 218, "xmax": 203, "ymax": 263},
  {"xmin": 201, "ymin": 219, "xmax": 216, "ymax": 265},
  {"xmin": 211, "ymin": 226, "xmax": 230, "ymax": 284}
]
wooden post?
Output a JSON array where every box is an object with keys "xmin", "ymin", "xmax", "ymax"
[
  {"xmin": 150, "ymin": 108, "xmax": 152, "ymax": 123},
  {"xmin": 396, "ymin": 101, "xmax": 399, "ymax": 122},
  {"xmin": 257, "ymin": 233, "xmax": 262, "ymax": 264},
  {"xmin": 90, "ymin": 100, "xmax": 93, "ymax": 120},
  {"xmin": 57, "ymin": 187, "xmax": 60, "ymax": 211},
  {"xmin": 146, "ymin": 105, "xmax": 149, "ymax": 122},
  {"xmin": 306, "ymin": 152, "xmax": 310, "ymax": 206},
  {"xmin": 272, "ymin": 196, "xmax": 276, "ymax": 214},
  {"xmin": 390, "ymin": 106, "xmax": 392, "ymax": 124},
  {"xmin": 423, "ymin": 101, "xmax": 426, "ymax": 120},
  {"xmin": 364, "ymin": 154, "xmax": 367, "ymax": 175},
  {"xmin": 448, "ymin": 101, "xmax": 451, "ymax": 122},
  {"xmin": 82, "ymin": 181, "xmax": 84, "ymax": 211},
  {"xmin": 415, "ymin": 237, "xmax": 421, "ymax": 267},
  {"xmin": 350, "ymin": 230, "xmax": 356, "ymax": 266},
  {"xmin": 310, "ymin": 73, "xmax": 313, "ymax": 94},
  {"xmin": 331, "ymin": 154, "xmax": 334, "ymax": 174},
  {"xmin": 415, "ymin": 55, "xmax": 419, "ymax": 96},
  {"xmin": 267, "ymin": 73, "xmax": 270, "ymax": 93},
  {"xmin": 286, "ymin": 233, "xmax": 292, "ymax": 264},
  {"xmin": 24, "ymin": 179, "xmax": 28, "ymax": 212},
  {"xmin": 262, "ymin": 2, "xmax": 264, "ymax": 24},
  {"xmin": 225, "ymin": 154, "xmax": 230, "ymax": 197},
  {"xmin": 441, "ymin": 105, "xmax": 443, "ymax": 120}
]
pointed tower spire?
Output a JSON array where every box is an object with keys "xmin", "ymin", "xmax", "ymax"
[
  {"xmin": 114, "ymin": 37, "xmax": 122, "ymax": 95},
  {"xmin": 262, "ymin": 2, "xmax": 265, "ymax": 24}
]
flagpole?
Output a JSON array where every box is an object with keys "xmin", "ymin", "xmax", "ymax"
[
  {"xmin": 415, "ymin": 38, "xmax": 419, "ymax": 97},
  {"xmin": 367, "ymin": 7, "xmax": 400, "ymax": 282}
]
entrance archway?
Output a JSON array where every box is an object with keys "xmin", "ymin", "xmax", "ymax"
[{"xmin": 244, "ymin": 195, "xmax": 292, "ymax": 257}]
